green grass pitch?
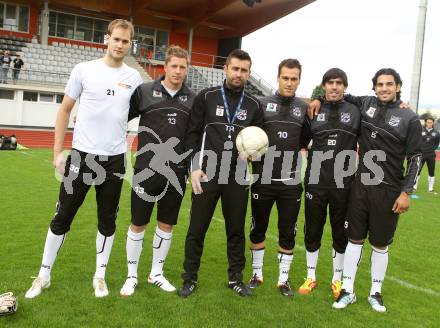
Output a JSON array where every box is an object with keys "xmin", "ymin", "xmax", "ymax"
[{"xmin": 0, "ymin": 149, "xmax": 439, "ymax": 327}]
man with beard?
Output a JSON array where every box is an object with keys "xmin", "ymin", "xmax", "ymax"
[{"xmin": 178, "ymin": 49, "xmax": 264, "ymax": 298}]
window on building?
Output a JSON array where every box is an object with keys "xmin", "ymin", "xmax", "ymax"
[
  {"xmin": 39, "ymin": 93, "xmax": 54, "ymax": 102},
  {"xmin": 56, "ymin": 13, "xmax": 75, "ymax": 39},
  {"xmin": 0, "ymin": 89, "xmax": 14, "ymax": 100},
  {"xmin": 0, "ymin": 2, "xmax": 29, "ymax": 32},
  {"xmin": 55, "ymin": 94, "xmax": 63, "ymax": 104},
  {"xmin": 75, "ymin": 16, "xmax": 93, "ymax": 42},
  {"xmin": 49, "ymin": 11, "xmax": 109, "ymax": 44},
  {"xmin": 18, "ymin": 6, "xmax": 28, "ymax": 32},
  {"xmin": 23, "ymin": 91, "xmax": 38, "ymax": 102},
  {"xmin": 133, "ymin": 26, "xmax": 169, "ymax": 62},
  {"xmin": 93, "ymin": 19, "xmax": 107, "ymax": 44},
  {"xmin": 49, "ymin": 11, "xmax": 56, "ymax": 36},
  {"xmin": 155, "ymin": 30, "xmax": 169, "ymax": 61}
]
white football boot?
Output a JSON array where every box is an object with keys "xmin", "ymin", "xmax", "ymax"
[
  {"xmin": 332, "ymin": 289, "xmax": 356, "ymax": 309},
  {"xmin": 25, "ymin": 277, "xmax": 51, "ymax": 299},
  {"xmin": 148, "ymin": 273, "xmax": 176, "ymax": 292},
  {"xmin": 120, "ymin": 277, "xmax": 138, "ymax": 296},
  {"xmin": 93, "ymin": 276, "xmax": 109, "ymax": 298}
]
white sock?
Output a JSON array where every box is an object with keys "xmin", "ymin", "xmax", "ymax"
[
  {"xmin": 332, "ymin": 249, "xmax": 344, "ymax": 282},
  {"xmin": 306, "ymin": 249, "xmax": 319, "ymax": 280},
  {"xmin": 278, "ymin": 252, "xmax": 293, "ymax": 284},
  {"xmin": 95, "ymin": 231, "xmax": 115, "ymax": 279},
  {"xmin": 429, "ymin": 176, "xmax": 435, "ymax": 191},
  {"xmin": 38, "ymin": 228, "xmax": 66, "ymax": 280},
  {"xmin": 414, "ymin": 176, "xmax": 419, "ymax": 190},
  {"xmin": 251, "ymin": 248, "xmax": 265, "ymax": 278},
  {"xmin": 341, "ymin": 242, "xmax": 363, "ymax": 294},
  {"xmin": 370, "ymin": 246, "xmax": 388, "ymax": 295},
  {"xmin": 126, "ymin": 227, "xmax": 145, "ymax": 279},
  {"xmin": 150, "ymin": 226, "xmax": 172, "ymax": 277}
]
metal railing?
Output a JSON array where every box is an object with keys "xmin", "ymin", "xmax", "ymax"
[
  {"xmin": 190, "ymin": 51, "xmax": 275, "ymax": 95},
  {"xmin": 130, "ymin": 48, "xmax": 276, "ymax": 96},
  {"xmin": 0, "ymin": 68, "xmax": 70, "ymax": 86}
]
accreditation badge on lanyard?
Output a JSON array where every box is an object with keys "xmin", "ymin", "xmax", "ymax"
[{"xmin": 221, "ymin": 84, "xmax": 245, "ymax": 139}]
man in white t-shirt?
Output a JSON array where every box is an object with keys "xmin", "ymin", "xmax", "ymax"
[{"xmin": 25, "ymin": 19, "xmax": 143, "ymax": 299}]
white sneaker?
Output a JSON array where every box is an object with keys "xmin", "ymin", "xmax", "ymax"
[
  {"xmin": 93, "ymin": 276, "xmax": 109, "ymax": 298},
  {"xmin": 25, "ymin": 277, "xmax": 51, "ymax": 299},
  {"xmin": 368, "ymin": 293, "xmax": 387, "ymax": 313},
  {"xmin": 148, "ymin": 274, "xmax": 176, "ymax": 292},
  {"xmin": 120, "ymin": 277, "xmax": 138, "ymax": 296},
  {"xmin": 332, "ymin": 289, "xmax": 356, "ymax": 309}
]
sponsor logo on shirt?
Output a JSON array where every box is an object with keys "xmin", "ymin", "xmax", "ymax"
[
  {"xmin": 179, "ymin": 95, "xmax": 187, "ymax": 102},
  {"xmin": 236, "ymin": 109, "xmax": 247, "ymax": 121},
  {"xmin": 340, "ymin": 112, "xmax": 351, "ymax": 123},
  {"xmin": 317, "ymin": 113, "xmax": 326, "ymax": 122},
  {"xmin": 153, "ymin": 90, "xmax": 162, "ymax": 98},
  {"xmin": 216, "ymin": 105, "xmax": 224, "ymax": 116},
  {"xmin": 290, "ymin": 106, "xmax": 302, "ymax": 117},
  {"xmin": 266, "ymin": 103, "xmax": 278, "ymax": 112},
  {"xmin": 388, "ymin": 115, "xmax": 401, "ymax": 127},
  {"xmin": 366, "ymin": 107, "xmax": 376, "ymax": 118},
  {"xmin": 117, "ymin": 82, "xmax": 132, "ymax": 89}
]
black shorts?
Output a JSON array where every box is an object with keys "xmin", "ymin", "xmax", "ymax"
[
  {"xmin": 249, "ymin": 183, "xmax": 302, "ymax": 250},
  {"xmin": 131, "ymin": 168, "xmax": 187, "ymax": 226},
  {"xmin": 50, "ymin": 149, "xmax": 126, "ymax": 236},
  {"xmin": 346, "ymin": 180, "xmax": 400, "ymax": 247},
  {"xmin": 304, "ymin": 186, "xmax": 349, "ymax": 253}
]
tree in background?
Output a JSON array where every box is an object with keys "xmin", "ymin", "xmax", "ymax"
[{"xmin": 311, "ymin": 85, "xmax": 325, "ymax": 100}]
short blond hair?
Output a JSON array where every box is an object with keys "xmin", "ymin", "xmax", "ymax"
[
  {"xmin": 107, "ymin": 19, "xmax": 134, "ymax": 39},
  {"xmin": 165, "ymin": 45, "xmax": 189, "ymax": 65}
]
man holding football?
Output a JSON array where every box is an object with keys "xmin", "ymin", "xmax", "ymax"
[{"xmin": 178, "ymin": 49, "xmax": 264, "ymax": 298}]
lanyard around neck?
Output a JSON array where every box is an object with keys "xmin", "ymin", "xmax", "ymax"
[{"xmin": 221, "ymin": 84, "xmax": 245, "ymax": 125}]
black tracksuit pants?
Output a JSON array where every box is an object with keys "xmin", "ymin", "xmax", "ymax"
[{"xmin": 182, "ymin": 180, "xmax": 249, "ymax": 282}]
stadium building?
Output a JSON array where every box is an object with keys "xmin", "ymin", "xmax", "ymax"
[{"xmin": 0, "ymin": 0, "xmax": 313, "ymax": 148}]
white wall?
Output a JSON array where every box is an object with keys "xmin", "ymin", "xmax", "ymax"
[{"xmin": 0, "ymin": 85, "xmax": 138, "ymax": 132}]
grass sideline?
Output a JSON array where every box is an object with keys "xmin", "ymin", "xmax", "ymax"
[{"xmin": 0, "ymin": 149, "xmax": 439, "ymax": 327}]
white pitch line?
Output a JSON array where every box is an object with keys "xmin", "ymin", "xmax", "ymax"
[
  {"xmin": 19, "ymin": 151, "xmax": 35, "ymax": 156},
  {"xmin": 209, "ymin": 215, "xmax": 440, "ymax": 297},
  {"xmin": 386, "ymin": 276, "xmax": 440, "ymax": 297}
]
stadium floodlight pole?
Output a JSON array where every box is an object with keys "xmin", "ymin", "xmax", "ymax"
[{"xmin": 409, "ymin": 0, "xmax": 427, "ymax": 113}]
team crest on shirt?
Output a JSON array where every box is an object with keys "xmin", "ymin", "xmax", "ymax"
[
  {"xmin": 366, "ymin": 107, "xmax": 376, "ymax": 118},
  {"xmin": 236, "ymin": 109, "xmax": 247, "ymax": 121},
  {"xmin": 432, "ymin": 132, "xmax": 437, "ymax": 136},
  {"xmin": 422, "ymin": 131, "xmax": 426, "ymax": 136},
  {"xmin": 340, "ymin": 112, "xmax": 351, "ymax": 123},
  {"xmin": 179, "ymin": 95, "xmax": 188, "ymax": 102},
  {"xmin": 266, "ymin": 103, "xmax": 278, "ymax": 112},
  {"xmin": 317, "ymin": 113, "xmax": 326, "ymax": 122},
  {"xmin": 388, "ymin": 115, "xmax": 401, "ymax": 127},
  {"xmin": 290, "ymin": 107, "xmax": 302, "ymax": 118},
  {"xmin": 153, "ymin": 90, "xmax": 162, "ymax": 98}
]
